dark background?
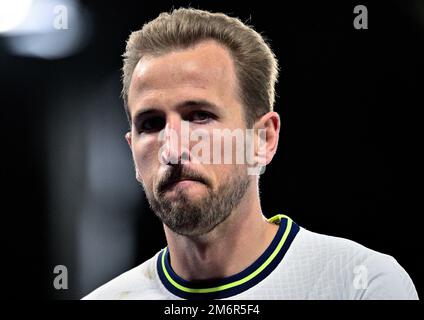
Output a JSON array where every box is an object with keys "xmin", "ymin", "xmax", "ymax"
[{"xmin": 1, "ymin": 0, "xmax": 422, "ymax": 299}]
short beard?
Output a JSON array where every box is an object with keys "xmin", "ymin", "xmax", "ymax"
[{"xmin": 145, "ymin": 167, "xmax": 250, "ymax": 237}]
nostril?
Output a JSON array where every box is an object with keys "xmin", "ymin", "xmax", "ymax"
[
  {"xmin": 159, "ymin": 143, "xmax": 191, "ymax": 165},
  {"xmin": 180, "ymin": 151, "xmax": 190, "ymax": 164},
  {"xmin": 160, "ymin": 148, "xmax": 180, "ymax": 165},
  {"xmin": 160, "ymin": 153, "xmax": 170, "ymax": 165}
]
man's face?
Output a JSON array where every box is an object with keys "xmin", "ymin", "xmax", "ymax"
[{"xmin": 126, "ymin": 40, "xmax": 252, "ymax": 237}]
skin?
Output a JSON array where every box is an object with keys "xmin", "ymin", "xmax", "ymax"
[{"xmin": 125, "ymin": 40, "xmax": 281, "ymax": 281}]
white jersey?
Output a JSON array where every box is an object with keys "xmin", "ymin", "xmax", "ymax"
[{"xmin": 83, "ymin": 215, "xmax": 418, "ymax": 300}]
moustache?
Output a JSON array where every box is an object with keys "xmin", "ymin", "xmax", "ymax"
[{"xmin": 157, "ymin": 166, "xmax": 209, "ymax": 193}]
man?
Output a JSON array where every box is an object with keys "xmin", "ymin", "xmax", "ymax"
[{"xmin": 83, "ymin": 8, "xmax": 418, "ymax": 300}]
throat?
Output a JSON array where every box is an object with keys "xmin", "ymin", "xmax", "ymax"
[{"xmin": 168, "ymin": 218, "xmax": 279, "ymax": 281}]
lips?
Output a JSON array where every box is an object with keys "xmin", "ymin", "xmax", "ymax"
[{"xmin": 160, "ymin": 177, "xmax": 204, "ymax": 192}]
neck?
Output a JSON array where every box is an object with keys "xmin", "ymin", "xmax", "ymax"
[{"xmin": 163, "ymin": 184, "xmax": 278, "ymax": 281}]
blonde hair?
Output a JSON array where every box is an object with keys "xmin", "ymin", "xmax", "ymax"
[{"xmin": 122, "ymin": 8, "xmax": 279, "ymax": 127}]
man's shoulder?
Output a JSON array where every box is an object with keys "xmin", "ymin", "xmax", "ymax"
[
  {"xmin": 287, "ymin": 227, "xmax": 419, "ymax": 299},
  {"xmin": 294, "ymin": 226, "xmax": 379, "ymax": 259},
  {"xmin": 82, "ymin": 250, "xmax": 163, "ymax": 300}
]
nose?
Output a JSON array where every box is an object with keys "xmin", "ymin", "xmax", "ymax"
[{"xmin": 159, "ymin": 117, "xmax": 190, "ymax": 165}]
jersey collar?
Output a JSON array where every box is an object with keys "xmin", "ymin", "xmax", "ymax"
[{"xmin": 157, "ymin": 214, "xmax": 299, "ymax": 299}]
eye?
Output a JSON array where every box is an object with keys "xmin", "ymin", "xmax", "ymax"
[
  {"xmin": 138, "ymin": 116, "xmax": 165, "ymax": 133},
  {"xmin": 187, "ymin": 111, "xmax": 215, "ymax": 123}
]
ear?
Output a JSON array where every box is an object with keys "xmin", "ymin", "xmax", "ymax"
[
  {"xmin": 125, "ymin": 131, "xmax": 142, "ymax": 182},
  {"xmin": 125, "ymin": 132, "xmax": 132, "ymax": 150},
  {"xmin": 253, "ymin": 111, "xmax": 280, "ymax": 167}
]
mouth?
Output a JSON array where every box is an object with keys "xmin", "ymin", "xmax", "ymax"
[{"xmin": 161, "ymin": 178, "xmax": 205, "ymax": 192}]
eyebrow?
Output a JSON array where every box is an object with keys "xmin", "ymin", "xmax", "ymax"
[{"xmin": 132, "ymin": 99, "xmax": 222, "ymax": 126}]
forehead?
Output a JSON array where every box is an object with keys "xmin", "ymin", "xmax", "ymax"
[{"xmin": 127, "ymin": 40, "xmax": 239, "ymax": 113}]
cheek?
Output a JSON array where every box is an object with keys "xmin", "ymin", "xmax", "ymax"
[
  {"xmin": 132, "ymin": 137, "xmax": 160, "ymax": 180},
  {"xmin": 205, "ymin": 164, "xmax": 235, "ymax": 190}
]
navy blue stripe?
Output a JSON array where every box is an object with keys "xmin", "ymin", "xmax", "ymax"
[
  {"xmin": 164, "ymin": 218, "xmax": 288, "ymax": 289},
  {"xmin": 157, "ymin": 217, "xmax": 300, "ymax": 299}
]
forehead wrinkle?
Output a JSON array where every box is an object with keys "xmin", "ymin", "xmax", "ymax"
[
  {"xmin": 128, "ymin": 40, "xmax": 239, "ymax": 118},
  {"xmin": 132, "ymin": 64, "xmax": 223, "ymax": 96},
  {"xmin": 132, "ymin": 41, "xmax": 235, "ymax": 89},
  {"xmin": 129, "ymin": 74, "xmax": 231, "ymax": 118}
]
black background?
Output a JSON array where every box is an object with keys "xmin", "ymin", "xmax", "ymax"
[{"xmin": 1, "ymin": 0, "xmax": 422, "ymax": 299}]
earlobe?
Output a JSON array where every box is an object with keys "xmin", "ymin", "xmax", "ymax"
[
  {"xmin": 255, "ymin": 112, "xmax": 280, "ymax": 166},
  {"xmin": 125, "ymin": 132, "xmax": 132, "ymax": 149}
]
